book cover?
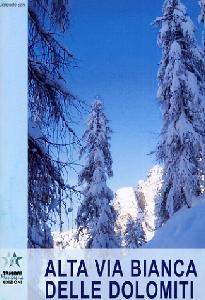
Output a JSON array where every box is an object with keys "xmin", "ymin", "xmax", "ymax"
[{"xmin": 1, "ymin": 0, "xmax": 205, "ymax": 299}]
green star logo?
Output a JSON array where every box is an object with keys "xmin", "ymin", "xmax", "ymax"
[{"xmin": 2, "ymin": 252, "xmax": 22, "ymax": 268}]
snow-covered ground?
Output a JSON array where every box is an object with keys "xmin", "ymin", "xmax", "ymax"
[
  {"xmin": 146, "ymin": 195, "xmax": 205, "ymax": 248},
  {"xmin": 53, "ymin": 230, "xmax": 78, "ymax": 249}
]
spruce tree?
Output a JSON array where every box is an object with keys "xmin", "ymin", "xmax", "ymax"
[
  {"xmin": 155, "ymin": 0, "xmax": 205, "ymax": 216},
  {"xmin": 76, "ymin": 98, "xmax": 118, "ymax": 248},
  {"xmin": 124, "ymin": 217, "xmax": 145, "ymax": 248}
]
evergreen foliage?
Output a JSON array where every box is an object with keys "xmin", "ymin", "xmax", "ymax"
[
  {"xmin": 155, "ymin": 0, "xmax": 205, "ymax": 216},
  {"xmin": 76, "ymin": 98, "xmax": 118, "ymax": 248}
]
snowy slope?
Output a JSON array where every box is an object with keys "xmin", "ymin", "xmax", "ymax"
[
  {"xmin": 53, "ymin": 230, "xmax": 80, "ymax": 249},
  {"xmin": 146, "ymin": 196, "xmax": 205, "ymax": 248}
]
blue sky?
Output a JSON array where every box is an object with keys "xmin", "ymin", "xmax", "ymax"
[{"xmin": 66, "ymin": 0, "xmax": 202, "ymax": 191}]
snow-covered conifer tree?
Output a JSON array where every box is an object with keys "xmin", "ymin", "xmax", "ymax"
[
  {"xmin": 76, "ymin": 98, "xmax": 118, "ymax": 248},
  {"xmin": 155, "ymin": 0, "xmax": 205, "ymax": 216},
  {"xmin": 124, "ymin": 217, "xmax": 145, "ymax": 248}
]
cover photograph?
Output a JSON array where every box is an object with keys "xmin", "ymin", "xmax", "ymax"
[{"xmin": 1, "ymin": 0, "xmax": 205, "ymax": 299}]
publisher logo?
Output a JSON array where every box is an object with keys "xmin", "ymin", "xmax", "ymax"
[
  {"xmin": 2, "ymin": 252, "xmax": 22, "ymax": 267},
  {"xmin": 1, "ymin": 252, "xmax": 24, "ymax": 285}
]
